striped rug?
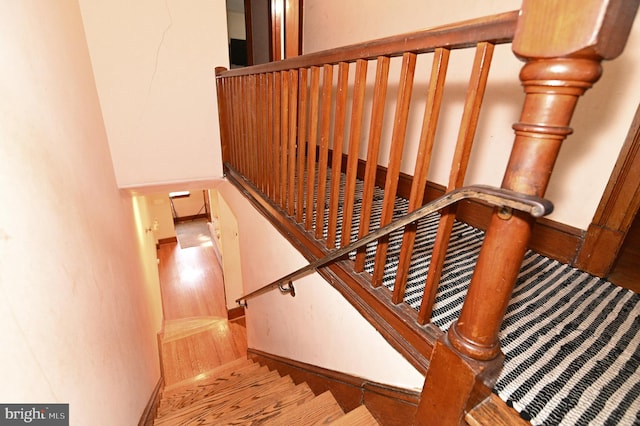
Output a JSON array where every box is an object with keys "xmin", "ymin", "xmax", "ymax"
[{"xmin": 308, "ymin": 176, "xmax": 640, "ymax": 425}]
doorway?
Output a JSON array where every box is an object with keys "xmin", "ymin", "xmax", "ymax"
[{"xmin": 225, "ymin": 0, "xmax": 302, "ymax": 67}]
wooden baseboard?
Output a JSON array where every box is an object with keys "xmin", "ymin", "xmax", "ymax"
[
  {"xmin": 138, "ymin": 376, "xmax": 163, "ymax": 426},
  {"xmin": 394, "ymin": 168, "xmax": 584, "ymax": 266},
  {"xmin": 173, "ymin": 213, "xmax": 209, "ymax": 223},
  {"xmin": 353, "ymin": 153, "xmax": 584, "ymax": 266},
  {"xmin": 158, "ymin": 236, "xmax": 177, "ymax": 245},
  {"xmin": 247, "ymin": 348, "xmax": 420, "ymax": 426},
  {"xmin": 227, "ymin": 306, "xmax": 245, "ymax": 321}
]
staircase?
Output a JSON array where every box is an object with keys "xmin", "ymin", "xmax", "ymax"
[{"xmin": 153, "ymin": 357, "xmax": 378, "ymax": 425}]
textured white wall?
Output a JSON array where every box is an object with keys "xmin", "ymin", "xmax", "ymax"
[
  {"xmin": 79, "ymin": 0, "xmax": 230, "ymax": 188},
  {"xmin": 215, "ymin": 181, "xmax": 425, "ymax": 390},
  {"xmin": 303, "ymin": 0, "xmax": 640, "ymax": 230},
  {"xmin": 0, "ymin": 1, "xmax": 163, "ymax": 423}
]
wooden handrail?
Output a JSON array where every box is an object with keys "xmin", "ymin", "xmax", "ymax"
[{"xmin": 216, "ymin": 11, "xmax": 518, "ymax": 78}]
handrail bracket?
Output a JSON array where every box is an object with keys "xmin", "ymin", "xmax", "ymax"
[{"xmin": 279, "ymin": 281, "xmax": 296, "ymax": 297}]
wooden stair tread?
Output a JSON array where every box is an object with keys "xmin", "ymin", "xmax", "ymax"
[
  {"xmin": 155, "ymin": 375, "xmax": 296, "ymax": 425},
  {"xmin": 330, "ymin": 405, "xmax": 379, "ymax": 425},
  {"xmin": 161, "ymin": 357, "xmax": 255, "ymax": 394},
  {"xmin": 156, "ymin": 369, "xmax": 284, "ymax": 422},
  {"xmin": 161, "ymin": 361, "xmax": 263, "ymax": 401},
  {"xmin": 465, "ymin": 394, "xmax": 530, "ymax": 426},
  {"xmin": 262, "ymin": 390, "xmax": 345, "ymax": 425},
  {"xmin": 211, "ymin": 382, "xmax": 316, "ymax": 425},
  {"xmin": 157, "ymin": 365, "xmax": 272, "ymax": 416}
]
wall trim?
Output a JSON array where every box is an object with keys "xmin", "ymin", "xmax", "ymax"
[
  {"xmin": 575, "ymin": 102, "xmax": 640, "ymax": 276},
  {"xmin": 247, "ymin": 348, "xmax": 420, "ymax": 426},
  {"xmin": 227, "ymin": 306, "xmax": 245, "ymax": 321},
  {"xmin": 157, "ymin": 237, "xmax": 177, "ymax": 245},
  {"xmin": 137, "ymin": 376, "xmax": 163, "ymax": 426},
  {"xmin": 330, "ymin": 149, "xmax": 585, "ymax": 266},
  {"xmin": 173, "ymin": 213, "xmax": 209, "ymax": 224}
]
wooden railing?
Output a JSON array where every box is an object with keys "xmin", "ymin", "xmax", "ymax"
[{"xmin": 215, "ymin": 1, "xmax": 638, "ymax": 423}]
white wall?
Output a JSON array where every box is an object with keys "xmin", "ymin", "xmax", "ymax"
[
  {"xmin": 78, "ymin": 0, "xmax": 230, "ymax": 188},
  {"xmin": 147, "ymin": 193, "xmax": 177, "ymax": 241},
  {"xmin": 215, "ymin": 181, "xmax": 425, "ymax": 390},
  {"xmin": 215, "ymin": 191, "xmax": 245, "ymax": 310},
  {"xmin": 0, "ymin": 1, "xmax": 163, "ymax": 423},
  {"xmin": 303, "ymin": 0, "xmax": 640, "ymax": 230}
]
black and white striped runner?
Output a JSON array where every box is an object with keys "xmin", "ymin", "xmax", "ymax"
[{"xmin": 303, "ymin": 174, "xmax": 640, "ymax": 425}]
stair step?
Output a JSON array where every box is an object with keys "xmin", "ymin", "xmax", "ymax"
[
  {"xmin": 330, "ymin": 405, "xmax": 379, "ymax": 425},
  {"xmin": 162, "ymin": 317, "xmax": 225, "ymax": 342},
  {"xmin": 161, "ymin": 357, "xmax": 255, "ymax": 394},
  {"xmin": 158, "ymin": 365, "xmax": 272, "ymax": 416},
  {"xmin": 211, "ymin": 382, "xmax": 316, "ymax": 425},
  {"xmin": 154, "ymin": 375, "xmax": 297, "ymax": 425},
  {"xmin": 262, "ymin": 390, "xmax": 345, "ymax": 425},
  {"xmin": 465, "ymin": 394, "xmax": 530, "ymax": 426},
  {"xmin": 156, "ymin": 369, "xmax": 282, "ymax": 422}
]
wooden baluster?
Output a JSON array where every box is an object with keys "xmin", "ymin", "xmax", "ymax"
[
  {"xmin": 229, "ymin": 77, "xmax": 239, "ymax": 171},
  {"xmin": 355, "ymin": 56, "xmax": 390, "ymax": 272},
  {"xmin": 239, "ymin": 76, "xmax": 249, "ymax": 176},
  {"xmin": 244, "ymin": 75, "xmax": 253, "ymax": 179},
  {"xmin": 341, "ymin": 59, "xmax": 368, "ymax": 248},
  {"xmin": 225, "ymin": 77, "xmax": 237, "ymax": 170},
  {"xmin": 417, "ymin": 42, "xmax": 494, "ymax": 324},
  {"xmin": 262, "ymin": 73, "xmax": 270, "ymax": 194},
  {"xmin": 214, "ymin": 68, "xmax": 231, "ymax": 166},
  {"xmin": 266, "ymin": 73, "xmax": 275, "ymax": 201},
  {"xmin": 287, "ymin": 70, "xmax": 299, "ymax": 216},
  {"xmin": 371, "ymin": 52, "xmax": 417, "ymax": 287},
  {"xmin": 327, "ymin": 62, "xmax": 350, "ymax": 248},
  {"xmin": 305, "ymin": 66, "xmax": 321, "ymax": 231},
  {"xmin": 296, "ymin": 68, "xmax": 309, "ymax": 223},
  {"xmin": 248, "ymin": 74, "xmax": 257, "ymax": 184},
  {"xmin": 254, "ymin": 74, "xmax": 262, "ymax": 189},
  {"xmin": 315, "ymin": 64, "xmax": 334, "ymax": 240},
  {"xmin": 273, "ymin": 72, "xmax": 282, "ymax": 205},
  {"xmin": 280, "ymin": 71, "xmax": 290, "ymax": 210},
  {"xmin": 257, "ymin": 73, "xmax": 267, "ymax": 193},
  {"xmin": 392, "ymin": 48, "xmax": 450, "ymax": 305},
  {"xmin": 417, "ymin": 1, "xmax": 639, "ymax": 424}
]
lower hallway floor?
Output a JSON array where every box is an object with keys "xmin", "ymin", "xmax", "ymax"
[{"xmin": 156, "ymin": 238, "xmax": 247, "ymax": 387}]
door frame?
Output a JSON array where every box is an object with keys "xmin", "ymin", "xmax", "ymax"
[{"xmin": 575, "ymin": 103, "xmax": 640, "ymax": 276}]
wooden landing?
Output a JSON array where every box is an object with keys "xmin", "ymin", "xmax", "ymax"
[
  {"xmin": 466, "ymin": 394, "xmax": 530, "ymax": 426},
  {"xmin": 160, "ymin": 316, "xmax": 247, "ymax": 386}
]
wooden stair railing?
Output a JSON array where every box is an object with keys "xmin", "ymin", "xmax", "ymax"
[
  {"xmin": 216, "ymin": 10, "xmax": 521, "ymax": 376},
  {"xmin": 215, "ymin": 1, "xmax": 639, "ymax": 424},
  {"xmin": 234, "ymin": 185, "xmax": 553, "ymax": 306}
]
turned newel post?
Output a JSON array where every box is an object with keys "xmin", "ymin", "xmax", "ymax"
[
  {"xmin": 448, "ymin": 57, "xmax": 603, "ymax": 361},
  {"xmin": 450, "ymin": 0, "xmax": 638, "ymax": 362},
  {"xmin": 417, "ymin": 1, "xmax": 638, "ymax": 424}
]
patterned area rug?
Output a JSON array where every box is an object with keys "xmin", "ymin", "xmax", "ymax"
[
  {"xmin": 175, "ymin": 219, "xmax": 213, "ymax": 249},
  {"xmin": 308, "ymin": 178, "xmax": 640, "ymax": 425}
]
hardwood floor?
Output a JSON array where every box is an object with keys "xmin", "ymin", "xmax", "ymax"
[
  {"xmin": 157, "ymin": 242, "xmax": 227, "ymax": 320},
  {"xmin": 157, "ymin": 242, "xmax": 247, "ymax": 386}
]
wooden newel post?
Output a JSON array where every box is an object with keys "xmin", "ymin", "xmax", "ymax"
[{"xmin": 417, "ymin": 1, "xmax": 639, "ymax": 424}]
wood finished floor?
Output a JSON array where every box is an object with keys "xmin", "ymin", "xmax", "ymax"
[{"xmin": 157, "ymin": 241, "xmax": 247, "ymax": 386}]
